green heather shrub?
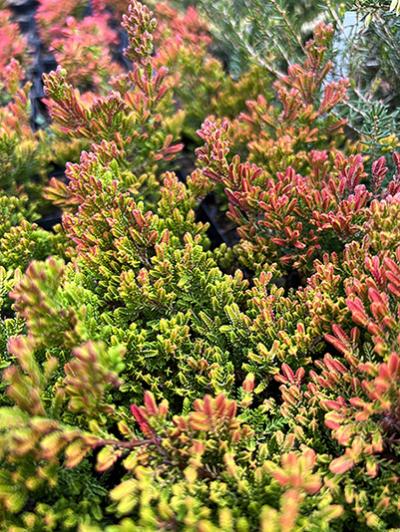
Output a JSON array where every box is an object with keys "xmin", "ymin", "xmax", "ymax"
[
  {"xmin": 1, "ymin": 0, "xmax": 400, "ymax": 531},
  {"xmin": 0, "ymin": 194, "xmax": 59, "ymax": 400},
  {"xmin": 0, "ymin": 58, "xmax": 49, "ymax": 206}
]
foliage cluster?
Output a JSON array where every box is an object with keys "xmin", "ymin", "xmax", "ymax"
[
  {"xmin": 0, "ymin": 0, "xmax": 400, "ymax": 531},
  {"xmin": 194, "ymin": 0, "xmax": 400, "ymax": 159}
]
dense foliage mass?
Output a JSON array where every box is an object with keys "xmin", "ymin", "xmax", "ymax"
[{"xmin": 1, "ymin": 0, "xmax": 400, "ymax": 530}]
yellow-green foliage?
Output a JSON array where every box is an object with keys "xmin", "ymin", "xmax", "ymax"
[{"xmin": 1, "ymin": 1, "xmax": 400, "ymax": 531}]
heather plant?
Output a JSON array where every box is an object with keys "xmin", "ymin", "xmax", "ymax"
[
  {"xmin": 34, "ymin": 1, "xmax": 124, "ymax": 176},
  {"xmin": 0, "ymin": 8, "xmax": 76, "ymax": 207},
  {"xmin": 0, "ymin": 194, "xmax": 59, "ymax": 401},
  {"xmin": 152, "ymin": 2, "xmax": 275, "ymax": 142},
  {"xmin": 203, "ymin": 22, "xmax": 349, "ymax": 174},
  {"xmin": 196, "ymin": 0, "xmax": 400, "ymax": 160},
  {"xmin": 0, "ymin": 59, "xmax": 54, "ymax": 209},
  {"xmin": 38, "ymin": 0, "xmax": 273, "ymax": 155},
  {"xmin": 0, "ymin": 9, "xmax": 42, "ymax": 199},
  {"xmin": 0, "ymin": 5, "xmax": 253, "ymax": 527},
  {"xmin": 48, "ymin": 14, "xmax": 123, "ymax": 91},
  {"xmin": 192, "ymin": 25, "xmax": 400, "ymax": 274},
  {"xmin": 36, "ymin": 0, "xmax": 88, "ymax": 44},
  {"xmin": 0, "ymin": 8, "xmax": 29, "ymax": 75},
  {"xmin": 1, "ymin": 0, "xmax": 400, "ymax": 530},
  {"xmin": 271, "ymin": 243, "xmax": 400, "ymax": 527},
  {"xmin": 35, "ymin": 0, "xmax": 126, "ymax": 168}
]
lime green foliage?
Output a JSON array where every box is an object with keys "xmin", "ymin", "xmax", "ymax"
[
  {"xmin": 1, "ymin": 0, "xmax": 400, "ymax": 530},
  {"xmin": 0, "ymin": 196, "xmax": 58, "ymax": 401}
]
